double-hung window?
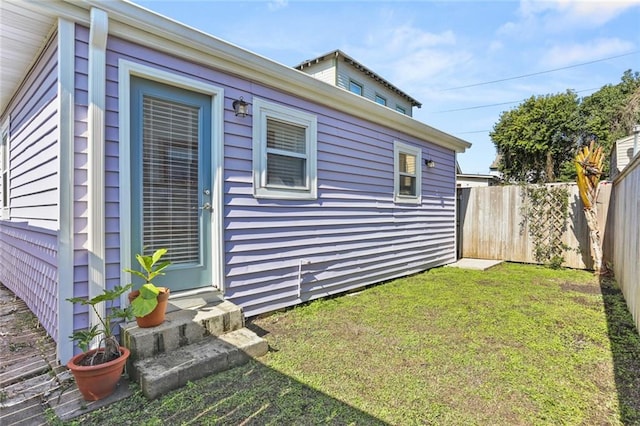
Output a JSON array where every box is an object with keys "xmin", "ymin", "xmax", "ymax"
[
  {"xmin": 393, "ymin": 141, "xmax": 422, "ymax": 204},
  {"xmin": 375, "ymin": 94, "xmax": 387, "ymax": 106},
  {"xmin": 1, "ymin": 121, "xmax": 9, "ymax": 218},
  {"xmin": 349, "ymin": 80, "xmax": 363, "ymax": 96},
  {"xmin": 253, "ymin": 98, "xmax": 317, "ymax": 199}
]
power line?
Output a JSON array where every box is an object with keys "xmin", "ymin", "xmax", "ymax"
[
  {"xmin": 439, "ymin": 51, "xmax": 639, "ymax": 91},
  {"xmin": 432, "ymin": 87, "xmax": 601, "ymax": 113},
  {"xmin": 456, "ymin": 130, "xmax": 491, "ymax": 134}
]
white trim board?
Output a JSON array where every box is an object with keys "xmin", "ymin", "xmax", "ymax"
[
  {"xmin": 57, "ymin": 17, "xmax": 76, "ymax": 364},
  {"xmin": 117, "ymin": 60, "xmax": 226, "ymax": 303}
]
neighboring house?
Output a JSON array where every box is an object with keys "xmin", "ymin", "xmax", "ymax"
[
  {"xmin": 488, "ymin": 154, "xmax": 504, "ymax": 180},
  {"xmin": 0, "ymin": 0, "xmax": 470, "ymax": 364},
  {"xmin": 609, "ymin": 133, "xmax": 639, "ymax": 180},
  {"xmin": 456, "ymin": 162, "xmax": 499, "ymax": 188},
  {"xmin": 295, "ymin": 50, "xmax": 421, "ymax": 116}
]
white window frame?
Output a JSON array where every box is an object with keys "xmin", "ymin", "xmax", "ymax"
[
  {"xmin": 375, "ymin": 94, "xmax": 387, "ymax": 106},
  {"xmin": 1, "ymin": 118, "xmax": 9, "ymax": 219},
  {"xmin": 393, "ymin": 141, "xmax": 422, "ymax": 204},
  {"xmin": 349, "ymin": 80, "xmax": 363, "ymax": 96},
  {"xmin": 252, "ymin": 98, "xmax": 317, "ymax": 200}
]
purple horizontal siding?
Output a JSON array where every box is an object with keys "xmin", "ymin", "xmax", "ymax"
[
  {"xmin": 0, "ymin": 31, "xmax": 60, "ymax": 342},
  {"xmin": 69, "ymin": 25, "xmax": 91, "ymax": 337},
  {"xmin": 102, "ymin": 34, "xmax": 457, "ymax": 318},
  {"xmin": 224, "ymin": 86, "xmax": 457, "ymax": 316},
  {"xmin": 6, "ymin": 33, "xmax": 59, "ymax": 230},
  {"xmin": 0, "ymin": 221, "xmax": 58, "ymax": 341}
]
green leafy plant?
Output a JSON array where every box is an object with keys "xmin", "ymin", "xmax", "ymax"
[
  {"xmin": 67, "ymin": 284, "xmax": 132, "ymax": 364},
  {"xmin": 125, "ymin": 248, "xmax": 171, "ymax": 318}
]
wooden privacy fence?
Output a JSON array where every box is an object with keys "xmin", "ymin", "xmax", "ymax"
[
  {"xmin": 607, "ymin": 154, "xmax": 640, "ymax": 333},
  {"xmin": 457, "ymin": 167, "xmax": 640, "ymax": 334},
  {"xmin": 457, "ymin": 182, "xmax": 611, "ymax": 270}
]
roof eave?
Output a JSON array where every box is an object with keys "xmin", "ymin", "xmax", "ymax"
[{"xmin": 4, "ymin": 0, "xmax": 470, "ymax": 153}]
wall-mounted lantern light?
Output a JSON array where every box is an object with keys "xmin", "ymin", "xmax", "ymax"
[
  {"xmin": 425, "ymin": 158, "xmax": 436, "ymax": 168},
  {"xmin": 232, "ymin": 97, "xmax": 249, "ymax": 117}
]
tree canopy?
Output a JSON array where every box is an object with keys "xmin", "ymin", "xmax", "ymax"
[{"xmin": 491, "ymin": 70, "xmax": 640, "ymax": 183}]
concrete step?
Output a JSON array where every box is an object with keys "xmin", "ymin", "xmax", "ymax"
[
  {"xmin": 121, "ymin": 297, "xmax": 244, "ymax": 362},
  {"xmin": 132, "ymin": 328, "xmax": 268, "ymax": 399}
]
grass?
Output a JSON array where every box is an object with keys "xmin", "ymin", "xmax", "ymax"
[{"xmin": 56, "ymin": 263, "xmax": 640, "ymax": 425}]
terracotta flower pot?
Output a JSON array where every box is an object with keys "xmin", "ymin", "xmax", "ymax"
[
  {"xmin": 67, "ymin": 347, "xmax": 130, "ymax": 401},
  {"xmin": 128, "ymin": 287, "xmax": 170, "ymax": 328}
]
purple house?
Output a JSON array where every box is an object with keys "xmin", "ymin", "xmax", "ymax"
[{"xmin": 0, "ymin": 0, "xmax": 471, "ymax": 365}]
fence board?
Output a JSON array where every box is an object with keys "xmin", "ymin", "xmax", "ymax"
[
  {"xmin": 458, "ymin": 183, "xmax": 611, "ymax": 269},
  {"xmin": 606, "ymin": 154, "xmax": 640, "ymax": 332}
]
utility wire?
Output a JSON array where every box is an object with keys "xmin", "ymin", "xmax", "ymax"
[
  {"xmin": 433, "ymin": 87, "xmax": 601, "ymax": 113},
  {"xmin": 439, "ymin": 51, "xmax": 639, "ymax": 91},
  {"xmin": 457, "ymin": 130, "xmax": 491, "ymax": 134}
]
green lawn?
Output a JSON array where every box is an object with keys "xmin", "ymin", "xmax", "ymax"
[{"xmin": 56, "ymin": 263, "xmax": 640, "ymax": 425}]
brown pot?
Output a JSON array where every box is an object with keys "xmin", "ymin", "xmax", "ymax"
[
  {"xmin": 67, "ymin": 347, "xmax": 130, "ymax": 401},
  {"xmin": 128, "ymin": 287, "xmax": 170, "ymax": 328}
]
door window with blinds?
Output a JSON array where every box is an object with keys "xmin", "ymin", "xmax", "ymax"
[
  {"xmin": 393, "ymin": 141, "xmax": 422, "ymax": 204},
  {"xmin": 142, "ymin": 96, "xmax": 200, "ymax": 264},
  {"xmin": 252, "ymin": 98, "xmax": 317, "ymax": 199}
]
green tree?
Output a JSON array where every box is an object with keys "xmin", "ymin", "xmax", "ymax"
[
  {"xmin": 490, "ymin": 90, "xmax": 580, "ymax": 183},
  {"xmin": 491, "ymin": 70, "xmax": 640, "ymax": 182},
  {"xmin": 579, "ymin": 70, "xmax": 640, "ymax": 157}
]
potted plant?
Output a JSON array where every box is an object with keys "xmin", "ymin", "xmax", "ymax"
[
  {"xmin": 66, "ymin": 285, "xmax": 133, "ymax": 401},
  {"xmin": 126, "ymin": 248, "xmax": 171, "ymax": 328}
]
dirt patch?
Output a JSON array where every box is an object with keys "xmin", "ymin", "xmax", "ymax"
[{"xmin": 561, "ymin": 282, "xmax": 601, "ymax": 295}]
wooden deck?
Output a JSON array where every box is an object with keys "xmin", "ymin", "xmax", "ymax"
[{"xmin": 0, "ymin": 283, "xmax": 132, "ymax": 424}]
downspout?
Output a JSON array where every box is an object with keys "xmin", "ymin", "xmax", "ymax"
[
  {"xmin": 57, "ymin": 18, "xmax": 75, "ymax": 364},
  {"xmin": 87, "ymin": 7, "xmax": 108, "ymax": 346},
  {"xmin": 633, "ymin": 124, "xmax": 640, "ymax": 157}
]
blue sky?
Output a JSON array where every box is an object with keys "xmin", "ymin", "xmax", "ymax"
[{"xmin": 133, "ymin": 0, "xmax": 640, "ymax": 174}]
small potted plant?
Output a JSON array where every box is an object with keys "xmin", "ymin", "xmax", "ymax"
[
  {"xmin": 66, "ymin": 285, "xmax": 133, "ymax": 401},
  {"xmin": 126, "ymin": 248, "xmax": 171, "ymax": 328}
]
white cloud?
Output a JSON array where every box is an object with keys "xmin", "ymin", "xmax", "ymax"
[
  {"xmin": 267, "ymin": 0, "xmax": 288, "ymax": 12},
  {"xmin": 345, "ymin": 23, "xmax": 471, "ymax": 91},
  {"xmin": 500, "ymin": 0, "xmax": 640, "ymax": 36},
  {"xmin": 488, "ymin": 40, "xmax": 504, "ymax": 53},
  {"xmin": 541, "ymin": 38, "xmax": 636, "ymax": 67}
]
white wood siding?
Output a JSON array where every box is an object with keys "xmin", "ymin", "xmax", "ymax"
[
  {"xmin": 336, "ymin": 62, "xmax": 413, "ymax": 116},
  {"xmin": 299, "ymin": 60, "xmax": 336, "ymax": 86}
]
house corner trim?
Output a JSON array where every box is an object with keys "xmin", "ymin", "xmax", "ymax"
[{"xmin": 57, "ymin": 17, "xmax": 76, "ymax": 364}]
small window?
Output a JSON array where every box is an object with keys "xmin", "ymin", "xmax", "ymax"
[
  {"xmin": 253, "ymin": 98, "xmax": 317, "ymax": 199},
  {"xmin": 1, "ymin": 121, "xmax": 9, "ymax": 218},
  {"xmin": 349, "ymin": 80, "xmax": 363, "ymax": 96},
  {"xmin": 394, "ymin": 141, "xmax": 422, "ymax": 204},
  {"xmin": 375, "ymin": 94, "xmax": 387, "ymax": 106},
  {"xmin": 396, "ymin": 105, "xmax": 407, "ymax": 115}
]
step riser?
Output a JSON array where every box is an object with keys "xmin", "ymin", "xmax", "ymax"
[
  {"xmin": 121, "ymin": 297, "xmax": 268, "ymax": 399},
  {"xmin": 122, "ymin": 300, "xmax": 244, "ymax": 362},
  {"xmin": 134, "ymin": 329, "xmax": 268, "ymax": 399}
]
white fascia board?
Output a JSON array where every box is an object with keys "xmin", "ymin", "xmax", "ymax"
[{"xmin": 76, "ymin": 0, "xmax": 471, "ymax": 154}]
